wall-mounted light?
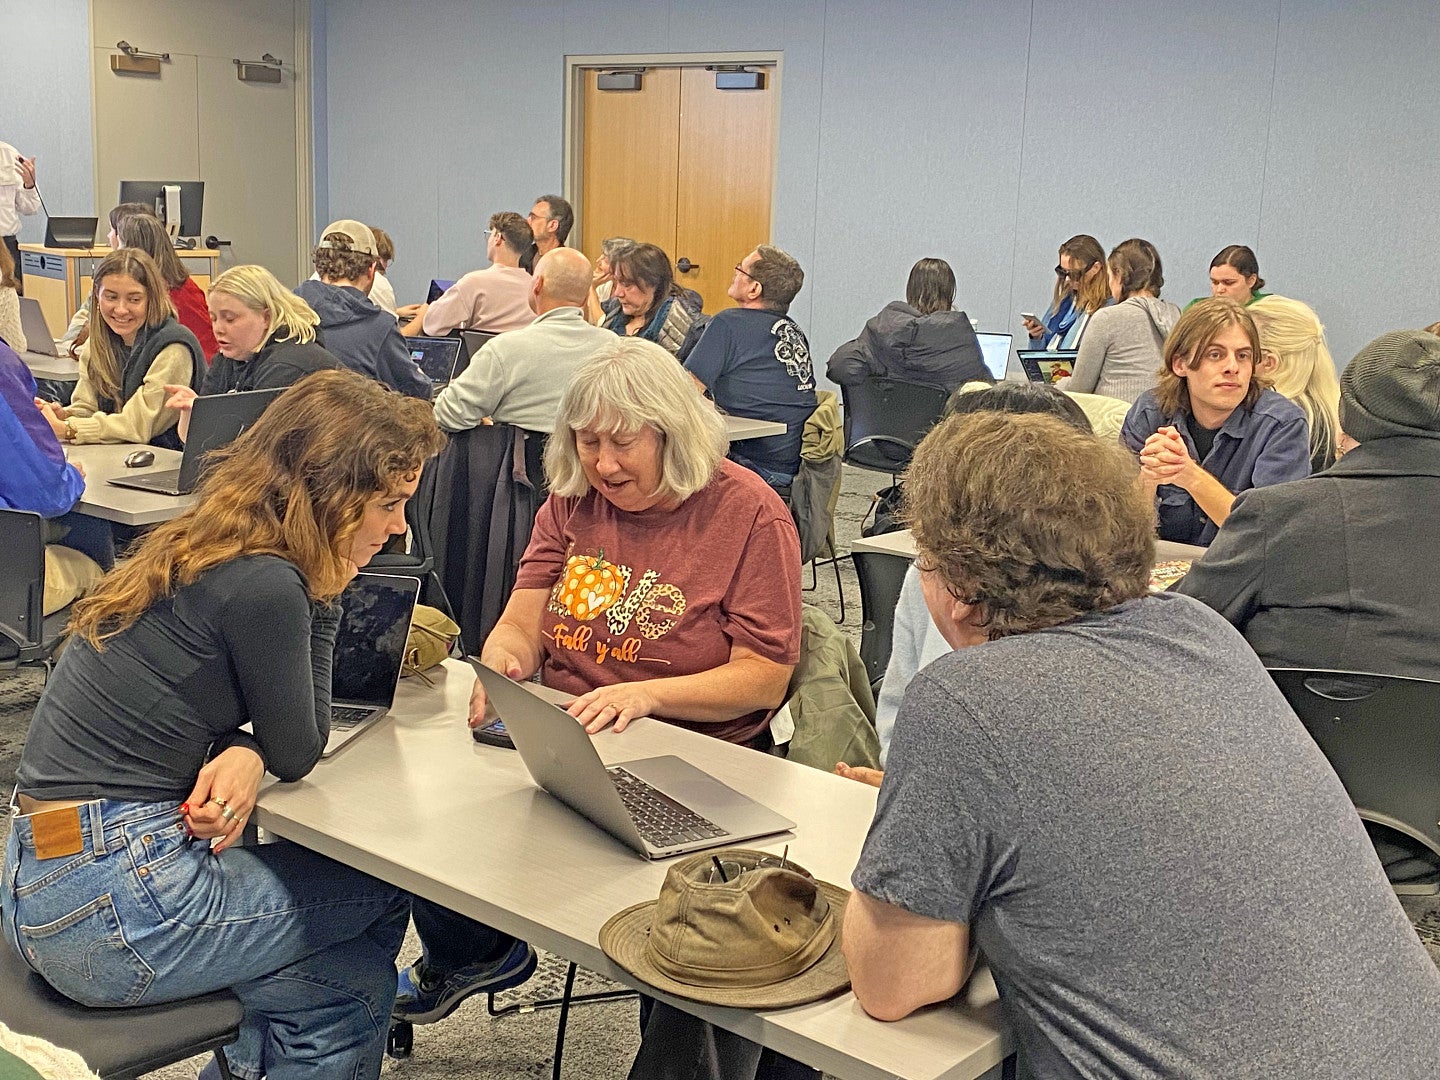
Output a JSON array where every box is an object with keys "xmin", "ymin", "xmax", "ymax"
[
  {"xmin": 234, "ymin": 53, "xmax": 283, "ymax": 84},
  {"xmin": 111, "ymin": 40, "xmax": 169, "ymax": 76}
]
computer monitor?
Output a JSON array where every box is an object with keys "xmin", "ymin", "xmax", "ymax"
[
  {"xmin": 976, "ymin": 332, "xmax": 1012, "ymax": 380},
  {"xmin": 117, "ymin": 180, "xmax": 205, "ymax": 238}
]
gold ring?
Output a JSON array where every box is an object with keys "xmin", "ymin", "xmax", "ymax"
[{"xmin": 210, "ymin": 797, "xmax": 229, "ymax": 809}]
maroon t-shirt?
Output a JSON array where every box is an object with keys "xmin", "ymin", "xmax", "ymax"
[{"xmin": 514, "ymin": 459, "xmax": 802, "ymax": 745}]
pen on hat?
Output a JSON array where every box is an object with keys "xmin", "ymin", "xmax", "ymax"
[{"xmin": 711, "ymin": 856, "xmax": 730, "ymax": 883}]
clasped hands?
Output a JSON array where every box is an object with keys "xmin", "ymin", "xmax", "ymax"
[{"xmin": 1138, "ymin": 426, "xmax": 1196, "ymax": 487}]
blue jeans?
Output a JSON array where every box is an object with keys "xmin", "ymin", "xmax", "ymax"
[
  {"xmin": 727, "ymin": 450, "xmax": 794, "ymax": 491},
  {"xmin": 3, "ymin": 799, "xmax": 410, "ymax": 1080}
]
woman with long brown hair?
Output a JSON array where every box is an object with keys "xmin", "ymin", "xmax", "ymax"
[
  {"xmin": 33, "ymin": 248, "xmax": 204, "ymax": 448},
  {"xmin": 1022, "ymin": 234, "xmax": 1110, "ymax": 350},
  {"xmin": 117, "ymin": 211, "xmax": 220, "ymax": 357},
  {"xmin": 5, "ymin": 370, "xmax": 444, "ymax": 1079}
]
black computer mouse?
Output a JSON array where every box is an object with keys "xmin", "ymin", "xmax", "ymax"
[{"xmin": 123, "ymin": 449, "xmax": 155, "ymax": 468}]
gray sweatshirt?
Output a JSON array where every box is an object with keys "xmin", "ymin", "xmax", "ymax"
[{"xmin": 1062, "ymin": 295, "xmax": 1180, "ymax": 403}]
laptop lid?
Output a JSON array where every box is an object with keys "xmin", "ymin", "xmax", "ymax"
[
  {"xmin": 427, "ymin": 278, "xmax": 456, "ymax": 304},
  {"xmin": 474, "ymin": 665, "xmax": 795, "ymax": 859},
  {"xmin": 408, "ymin": 336, "xmax": 463, "ymax": 384},
  {"xmin": 1017, "ymin": 350, "xmax": 1078, "ymax": 384},
  {"xmin": 455, "ymin": 330, "xmax": 497, "ymax": 379},
  {"xmin": 332, "ymin": 573, "xmax": 421, "ymax": 710},
  {"xmin": 976, "ymin": 332, "xmax": 1012, "ymax": 380},
  {"xmin": 17, "ymin": 298, "xmax": 59, "ymax": 356},
  {"xmin": 177, "ymin": 388, "xmax": 287, "ymax": 490},
  {"xmin": 44, "ymin": 216, "xmax": 98, "ymax": 249}
]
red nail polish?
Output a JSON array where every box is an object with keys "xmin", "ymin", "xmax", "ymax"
[{"xmin": 179, "ymin": 802, "xmax": 190, "ymax": 815}]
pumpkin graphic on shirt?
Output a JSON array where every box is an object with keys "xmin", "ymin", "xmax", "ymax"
[{"xmin": 554, "ymin": 551, "xmax": 628, "ymax": 621}]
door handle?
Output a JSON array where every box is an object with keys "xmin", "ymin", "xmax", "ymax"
[{"xmin": 676, "ymin": 257, "xmax": 699, "ymax": 273}]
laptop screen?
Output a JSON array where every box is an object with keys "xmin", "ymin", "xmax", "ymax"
[
  {"xmin": 332, "ymin": 574, "xmax": 419, "ymax": 707},
  {"xmin": 1017, "ymin": 350, "xmax": 1078, "ymax": 384},
  {"xmin": 427, "ymin": 278, "xmax": 456, "ymax": 304},
  {"xmin": 408, "ymin": 336, "xmax": 462, "ymax": 383},
  {"xmin": 976, "ymin": 333, "xmax": 1012, "ymax": 380}
]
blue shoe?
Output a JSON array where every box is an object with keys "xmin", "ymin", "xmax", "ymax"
[{"xmin": 393, "ymin": 940, "xmax": 538, "ymax": 1023}]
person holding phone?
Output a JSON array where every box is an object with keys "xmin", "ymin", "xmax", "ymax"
[
  {"xmin": 1022, "ymin": 235, "xmax": 1110, "ymax": 351},
  {"xmin": 0, "ymin": 141, "xmax": 40, "ymax": 292}
]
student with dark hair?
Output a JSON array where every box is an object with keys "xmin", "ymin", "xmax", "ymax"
[
  {"xmin": 826, "ymin": 257, "xmax": 988, "ymax": 392},
  {"xmin": 117, "ymin": 212, "xmax": 220, "ymax": 358},
  {"xmin": 1186, "ymin": 244, "xmax": 1269, "ymax": 310},
  {"xmin": 399, "ymin": 211, "xmax": 537, "ymax": 338},
  {"xmin": 295, "ymin": 219, "xmax": 430, "ymax": 398},
  {"xmin": 602, "ymin": 242, "xmax": 695, "ymax": 356}
]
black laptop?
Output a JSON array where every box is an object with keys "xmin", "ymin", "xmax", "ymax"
[
  {"xmin": 408, "ymin": 336, "xmax": 463, "ymax": 390},
  {"xmin": 426, "ymin": 278, "xmax": 456, "ymax": 304},
  {"xmin": 1017, "ymin": 349, "xmax": 1078, "ymax": 384},
  {"xmin": 455, "ymin": 329, "xmax": 498, "ymax": 380},
  {"xmin": 44, "ymin": 216, "xmax": 98, "ymax": 249},
  {"xmin": 324, "ymin": 573, "xmax": 421, "ymax": 756},
  {"xmin": 107, "ymin": 388, "xmax": 284, "ymax": 495}
]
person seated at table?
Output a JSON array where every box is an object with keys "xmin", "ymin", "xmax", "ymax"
[
  {"xmin": 841, "ymin": 407, "xmax": 1440, "ymax": 1075},
  {"xmin": 601, "ymin": 241, "xmax": 697, "ymax": 356},
  {"xmin": 116, "ymin": 211, "xmax": 221, "ymax": 359},
  {"xmin": 1121, "ymin": 297, "xmax": 1310, "ymax": 546},
  {"xmin": 865, "ymin": 383, "xmax": 1093, "ymax": 767},
  {"xmin": 56, "ymin": 203, "xmax": 155, "ymax": 354},
  {"xmin": 399, "ymin": 211, "xmax": 537, "ymax": 338},
  {"xmin": 585, "ymin": 235, "xmax": 634, "ymax": 324},
  {"xmin": 401, "ymin": 336, "xmax": 802, "ymax": 1026},
  {"xmin": 33, "ymin": 249, "xmax": 204, "ymax": 450},
  {"xmin": 1056, "ymin": 237, "xmax": 1179, "ymax": 403},
  {"xmin": 1184, "ymin": 243, "xmax": 1270, "ymax": 310},
  {"xmin": 165, "ymin": 265, "xmax": 339, "ymax": 441},
  {"xmin": 0, "ymin": 339, "xmax": 106, "ymax": 610},
  {"xmin": 0, "ymin": 238, "xmax": 24, "ymax": 352},
  {"xmin": 1021, "ymin": 234, "xmax": 1110, "ymax": 351},
  {"xmin": 5, "ymin": 370, "xmax": 442, "ymax": 1079},
  {"xmin": 1247, "ymin": 293, "xmax": 1341, "ymax": 471},
  {"xmin": 294, "ymin": 219, "xmax": 430, "ymax": 399},
  {"xmin": 825, "ymin": 257, "xmax": 988, "ymax": 393}
]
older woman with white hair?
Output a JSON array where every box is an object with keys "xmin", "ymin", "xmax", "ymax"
[{"xmin": 1247, "ymin": 294, "xmax": 1342, "ymax": 471}]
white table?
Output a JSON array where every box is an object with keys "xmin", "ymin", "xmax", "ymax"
[
  {"xmin": 22, "ymin": 350, "xmax": 80, "ymax": 382},
  {"xmin": 723, "ymin": 414, "xmax": 787, "ymax": 441},
  {"xmin": 254, "ymin": 661, "xmax": 1010, "ymax": 1080},
  {"xmin": 851, "ymin": 528, "xmax": 1205, "ymax": 564},
  {"xmin": 65, "ymin": 443, "xmax": 194, "ymax": 526}
]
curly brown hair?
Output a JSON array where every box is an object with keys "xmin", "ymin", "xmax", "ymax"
[
  {"xmin": 903, "ymin": 411, "xmax": 1153, "ymax": 638},
  {"xmin": 70, "ymin": 370, "xmax": 445, "ymax": 645}
]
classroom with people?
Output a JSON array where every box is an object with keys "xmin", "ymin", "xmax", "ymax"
[{"xmin": 2, "ymin": 2, "xmax": 1439, "ymax": 1078}]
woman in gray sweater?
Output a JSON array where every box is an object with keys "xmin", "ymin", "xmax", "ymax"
[{"xmin": 1059, "ymin": 238, "xmax": 1180, "ymax": 403}]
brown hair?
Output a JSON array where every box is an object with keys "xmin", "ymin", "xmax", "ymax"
[
  {"xmin": 905, "ymin": 257, "xmax": 956, "ymax": 316},
  {"xmin": 109, "ymin": 202, "xmax": 153, "ymax": 234},
  {"xmin": 1051, "ymin": 234, "xmax": 1108, "ymax": 314},
  {"xmin": 70, "ymin": 369, "xmax": 445, "ymax": 645},
  {"xmin": 904, "ymin": 410, "xmax": 1153, "ymax": 638},
  {"xmin": 1210, "ymin": 245, "xmax": 1265, "ymax": 291},
  {"xmin": 1108, "ymin": 238, "xmax": 1164, "ymax": 301},
  {"xmin": 312, "ymin": 229, "xmax": 377, "ymax": 282},
  {"xmin": 1423, "ymin": 320, "xmax": 1440, "ymax": 336},
  {"xmin": 370, "ymin": 226, "xmax": 394, "ymax": 264},
  {"xmin": 610, "ymin": 243, "xmax": 679, "ymax": 323},
  {"xmin": 84, "ymin": 249, "xmax": 177, "ymax": 404},
  {"xmin": 117, "ymin": 213, "xmax": 190, "ymax": 290},
  {"xmin": 748, "ymin": 245, "xmax": 804, "ymax": 312},
  {"xmin": 1153, "ymin": 297, "xmax": 1267, "ymax": 416},
  {"xmin": 491, "ymin": 211, "xmax": 534, "ymax": 257},
  {"xmin": 0, "ymin": 240, "xmax": 17, "ymax": 291}
]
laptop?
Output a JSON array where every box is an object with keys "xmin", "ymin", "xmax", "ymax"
[
  {"xmin": 107, "ymin": 387, "xmax": 284, "ymax": 495},
  {"xmin": 324, "ymin": 572, "xmax": 421, "ymax": 756},
  {"xmin": 18, "ymin": 298, "xmax": 60, "ymax": 356},
  {"xmin": 474, "ymin": 665, "xmax": 795, "ymax": 860},
  {"xmin": 976, "ymin": 332, "xmax": 1012, "ymax": 380},
  {"xmin": 408, "ymin": 335, "xmax": 463, "ymax": 389},
  {"xmin": 426, "ymin": 278, "xmax": 456, "ymax": 304},
  {"xmin": 1018, "ymin": 349, "xmax": 1078, "ymax": 384},
  {"xmin": 455, "ymin": 329, "xmax": 498, "ymax": 379},
  {"xmin": 44, "ymin": 216, "xmax": 98, "ymax": 249}
]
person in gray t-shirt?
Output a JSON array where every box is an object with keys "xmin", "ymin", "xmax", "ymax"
[{"xmin": 844, "ymin": 410, "xmax": 1440, "ymax": 1080}]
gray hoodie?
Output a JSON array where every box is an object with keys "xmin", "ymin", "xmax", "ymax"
[{"xmin": 1065, "ymin": 295, "xmax": 1181, "ymax": 404}]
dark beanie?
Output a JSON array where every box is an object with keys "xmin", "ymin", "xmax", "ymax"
[{"xmin": 1338, "ymin": 330, "xmax": 1440, "ymax": 443}]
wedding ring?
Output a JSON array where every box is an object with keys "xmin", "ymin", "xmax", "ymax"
[
  {"xmin": 209, "ymin": 797, "xmax": 229, "ymax": 809},
  {"xmin": 220, "ymin": 805, "xmax": 237, "ymax": 821}
]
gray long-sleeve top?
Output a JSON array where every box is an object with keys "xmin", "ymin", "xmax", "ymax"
[{"xmin": 1061, "ymin": 296, "xmax": 1180, "ymax": 403}]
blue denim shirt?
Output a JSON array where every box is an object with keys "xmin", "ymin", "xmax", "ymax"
[{"xmin": 1120, "ymin": 388, "xmax": 1311, "ymax": 545}]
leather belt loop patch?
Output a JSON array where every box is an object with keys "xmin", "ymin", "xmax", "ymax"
[{"xmin": 30, "ymin": 806, "xmax": 85, "ymax": 860}]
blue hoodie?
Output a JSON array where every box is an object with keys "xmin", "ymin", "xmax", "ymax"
[
  {"xmin": 294, "ymin": 280, "xmax": 431, "ymax": 399},
  {"xmin": 1, "ymin": 342, "xmax": 86, "ymax": 518}
]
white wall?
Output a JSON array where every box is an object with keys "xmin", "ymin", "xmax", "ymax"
[{"xmin": 319, "ymin": 0, "xmax": 1440, "ymax": 372}]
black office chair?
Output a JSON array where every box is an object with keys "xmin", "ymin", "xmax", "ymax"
[
  {"xmin": 0, "ymin": 926, "xmax": 242, "ymax": 1079},
  {"xmin": 1268, "ymin": 668, "xmax": 1440, "ymax": 892},
  {"xmin": 840, "ymin": 378, "xmax": 950, "ymax": 477},
  {"xmin": 851, "ymin": 550, "xmax": 912, "ymax": 691},
  {"xmin": 0, "ymin": 509, "xmax": 71, "ymax": 676}
]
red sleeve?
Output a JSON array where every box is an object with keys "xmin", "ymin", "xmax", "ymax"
[
  {"xmin": 721, "ymin": 503, "xmax": 803, "ymax": 665},
  {"xmin": 171, "ymin": 280, "xmax": 219, "ymax": 361},
  {"xmin": 514, "ymin": 493, "xmax": 575, "ymax": 592}
]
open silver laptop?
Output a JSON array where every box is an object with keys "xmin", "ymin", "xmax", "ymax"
[
  {"xmin": 473, "ymin": 665, "xmax": 795, "ymax": 860},
  {"xmin": 18, "ymin": 298, "xmax": 60, "ymax": 357},
  {"xmin": 324, "ymin": 573, "xmax": 421, "ymax": 757},
  {"xmin": 976, "ymin": 332, "xmax": 1012, "ymax": 380}
]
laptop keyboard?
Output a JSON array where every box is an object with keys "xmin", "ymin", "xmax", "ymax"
[
  {"xmin": 331, "ymin": 706, "xmax": 373, "ymax": 730},
  {"xmin": 608, "ymin": 767, "xmax": 727, "ymax": 848}
]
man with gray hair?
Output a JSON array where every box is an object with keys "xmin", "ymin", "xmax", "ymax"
[
  {"xmin": 684, "ymin": 244, "xmax": 817, "ymax": 487},
  {"xmin": 433, "ymin": 247, "xmax": 612, "ymax": 432}
]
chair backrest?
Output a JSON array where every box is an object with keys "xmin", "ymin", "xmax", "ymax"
[
  {"xmin": 0, "ymin": 509, "xmax": 46, "ymax": 651},
  {"xmin": 851, "ymin": 550, "xmax": 912, "ymax": 686},
  {"xmin": 840, "ymin": 379, "xmax": 950, "ymax": 474},
  {"xmin": 1268, "ymin": 667, "xmax": 1440, "ymax": 859}
]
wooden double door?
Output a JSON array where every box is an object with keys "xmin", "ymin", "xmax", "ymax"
[{"xmin": 579, "ymin": 65, "xmax": 776, "ymax": 315}]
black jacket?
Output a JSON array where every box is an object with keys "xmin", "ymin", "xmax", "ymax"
[
  {"xmin": 202, "ymin": 334, "xmax": 340, "ymax": 395},
  {"xmin": 826, "ymin": 302, "xmax": 989, "ymax": 392}
]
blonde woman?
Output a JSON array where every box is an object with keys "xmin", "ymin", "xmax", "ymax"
[
  {"xmin": 164, "ymin": 264, "xmax": 338, "ymax": 441},
  {"xmin": 1248, "ymin": 295, "xmax": 1342, "ymax": 471},
  {"xmin": 34, "ymin": 249, "xmax": 203, "ymax": 448}
]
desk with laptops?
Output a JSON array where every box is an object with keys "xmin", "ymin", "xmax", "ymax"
[{"xmin": 17, "ymin": 297, "xmax": 80, "ymax": 382}]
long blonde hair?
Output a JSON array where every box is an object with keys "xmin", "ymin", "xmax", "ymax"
[
  {"xmin": 1248, "ymin": 295, "xmax": 1340, "ymax": 465},
  {"xmin": 70, "ymin": 370, "xmax": 445, "ymax": 645},
  {"xmin": 209, "ymin": 264, "xmax": 320, "ymax": 345},
  {"xmin": 85, "ymin": 249, "xmax": 177, "ymax": 403}
]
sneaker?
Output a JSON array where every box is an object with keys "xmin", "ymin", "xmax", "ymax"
[{"xmin": 393, "ymin": 940, "xmax": 538, "ymax": 1023}]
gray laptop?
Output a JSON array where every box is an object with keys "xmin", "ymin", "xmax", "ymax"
[
  {"xmin": 474, "ymin": 665, "xmax": 795, "ymax": 860},
  {"xmin": 107, "ymin": 388, "xmax": 284, "ymax": 495},
  {"xmin": 408, "ymin": 335, "xmax": 463, "ymax": 391},
  {"xmin": 324, "ymin": 573, "xmax": 421, "ymax": 756},
  {"xmin": 18, "ymin": 298, "xmax": 60, "ymax": 356}
]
